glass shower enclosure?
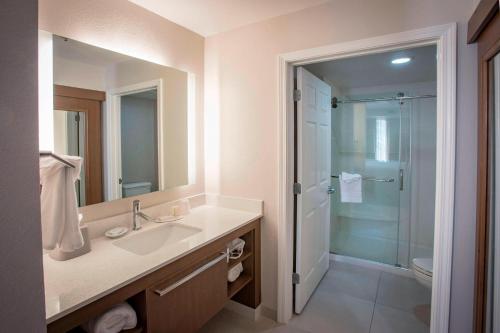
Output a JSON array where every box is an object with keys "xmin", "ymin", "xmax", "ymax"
[{"xmin": 330, "ymin": 93, "xmax": 435, "ymax": 268}]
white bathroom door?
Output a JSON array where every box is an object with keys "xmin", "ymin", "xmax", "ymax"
[{"xmin": 294, "ymin": 67, "xmax": 332, "ymax": 313}]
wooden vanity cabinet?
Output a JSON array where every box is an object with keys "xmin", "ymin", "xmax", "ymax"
[
  {"xmin": 48, "ymin": 219, "xmax": 261, "ymax": 333},
  {"xmin": 146, "ymin": 252, "xmax": 228, "ymax": 332}
]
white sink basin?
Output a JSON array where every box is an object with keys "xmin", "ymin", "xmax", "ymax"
[{"xmin": 113, "ymin": 223, "xmax": 201, "ymax": 255}]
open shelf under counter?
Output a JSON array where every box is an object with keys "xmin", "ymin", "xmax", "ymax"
[
  {"xmin": 228, "ymin": 250, "xmax": 253, "ymax": 270},
  {"xmin": 227, "ymin": 273, "xmax": 253, "ymax": 299}
]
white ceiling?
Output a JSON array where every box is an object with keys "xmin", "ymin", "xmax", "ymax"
[
  {"xmin": 305, "ymin": 45, "xmax": 437, "ymax": 90},
  {"xmin": 128, "ymin": 0, "xmax": 331, "ymax": 36},
  {"xmin": 53, "ymin": 36, "xmax": 130, "ymax": 67}
]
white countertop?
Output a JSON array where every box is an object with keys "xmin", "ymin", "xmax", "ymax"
[{"xmin": 43, "ymin": 202, "xmax": 262, "ymax": 323}]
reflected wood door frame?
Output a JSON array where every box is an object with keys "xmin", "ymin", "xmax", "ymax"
[
  {"xmin": 54, "ymin": 85, "xmax": 105, "ymax": 205},
  {"xmin": 468, "ymin": 1, "xmax": 500, "ymax": 332}
]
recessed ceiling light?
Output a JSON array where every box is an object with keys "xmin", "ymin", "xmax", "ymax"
[{"xmin": 391, "ymin": 57, "xmax": 412, "ymax": 64}]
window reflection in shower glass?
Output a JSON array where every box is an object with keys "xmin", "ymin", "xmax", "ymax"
[{"xmin": 375, "ymin": 118, "xmax": 389, "ymax": 162}]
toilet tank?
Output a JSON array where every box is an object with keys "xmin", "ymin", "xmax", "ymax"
[{"xmin": 122, "ymin": 181, "xmax": 152, "ymax": 197}]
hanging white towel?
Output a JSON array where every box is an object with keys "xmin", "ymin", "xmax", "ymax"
[
  {"xmin": 339, "ymin": 172, "xmax": 362, "ymax": 203},
  {"xmin": 40, "ymin": 155, "xmax": 84, "ymax": 252},
  {"xmin": 82, "ymin": 302, "xmax": 137, "ymax": 333}
]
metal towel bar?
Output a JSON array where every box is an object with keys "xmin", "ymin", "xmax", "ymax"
[
  {"xmin": 154, "ymin": 251, "xmax": 228, "ymax": 297},
  {"xmin": 39, "ymin": 151, "xmax": 75, "ymax": 168},
  {"xmin": 331, "ymin": 175, "xmax": 395, "ymax": 183}
]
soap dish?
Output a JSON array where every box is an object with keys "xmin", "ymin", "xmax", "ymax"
[
  {"xmin": 105, "ymin": 227, "xmax": 129, "ymax": 239},
  {"xmin": 153, "ymin": 215, "xmax": 184, "ymax": 223}
]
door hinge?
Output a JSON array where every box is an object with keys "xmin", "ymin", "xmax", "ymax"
[
  {"xmin": 293, "ymin": 182, "xmax": 302, "ymax": 195},
  {"xmin": 75, "ymin": 113, "xmax": 80, "ymax": 122},
  {"xmin": 292, "ymin": 273, "xmax": 301, "ymax": 284},
  {"xmin": 293, "ymin": 89, "xmax": 301, "ymax": 102}
]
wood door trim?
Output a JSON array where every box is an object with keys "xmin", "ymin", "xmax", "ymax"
[
  {"xmin": 470, "ymin": 8, "xmax": 500, "ymax": 333},
  {"xmin": 468, "ymin": 0, "xmax": 499, "ymax": 43},
  {"xmin": 54, "ymin": 85, "xmax": 104, "ymax": 205},
  {"xmin": 54, "ymin": 84, "xmax": 105, "ymax": 101}
]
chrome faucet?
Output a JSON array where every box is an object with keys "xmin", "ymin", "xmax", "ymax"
[
  {"xmin": 132, "ymin": 200, "xmax": 142, "ymax": 230},
  {"xmin": 132, "ymin": 200, "xmax": 146, "ymax": 230}
]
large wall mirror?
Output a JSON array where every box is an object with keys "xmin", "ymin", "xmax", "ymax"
[{"xmin": 49, "ymin": 36, "xmax": 190, "ymax": 206}]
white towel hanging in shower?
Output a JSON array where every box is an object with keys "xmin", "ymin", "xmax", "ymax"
[{"xmin": 339, "ymin": 172, "xmax": 362, "ymax": 203}]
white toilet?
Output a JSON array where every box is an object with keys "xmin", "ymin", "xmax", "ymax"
[
  {"xmin": 412, "ymin": 258, "xmax": 433, "ymax": 289},
  {"xmin": 122, "ymin": 181, "xmax": 152, "ymax": 198}
]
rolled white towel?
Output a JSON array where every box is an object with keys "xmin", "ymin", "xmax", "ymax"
[
  {"xmin": 228, "ymin": 262, "xmax": 244, "ymax": 282},
  {"xmin": 82, "ymin": 303, "xmax": 137, "ymax": 333}
]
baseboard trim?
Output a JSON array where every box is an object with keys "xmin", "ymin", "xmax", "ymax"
[
  {"xmin": 224, "ymin": 301, "xmax": 262, "ymax": 321},
  {"xmin": 261, "ymin": 305, "xmax": 277, "ymax": 321},
  {"xmin": 224, "ymin": 301, "xmax": 277, "ymax": 322},
  {"xmin": 330, "ymin": 253, "xmax": 414, "ymax": 278}
]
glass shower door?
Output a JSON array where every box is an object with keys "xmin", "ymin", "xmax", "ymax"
[{"xmin": 330, "ymin": 98, "xmax": 405, "ymax": 266}]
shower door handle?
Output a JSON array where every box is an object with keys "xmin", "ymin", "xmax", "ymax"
[
  {"xmin": 399, "ymin": 169, "xmax": 404, "ymax": 191},
  {"xmin": 327, "ymin": 186, "xmax": 336, "ymax": 194}
]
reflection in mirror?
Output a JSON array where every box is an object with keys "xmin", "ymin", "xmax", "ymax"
[
  {"xmin": 120, "ymin": 89, "xmax": 159, "ymax": 198},
  {"xmin": 53, "ymin": 110, "xmax": 86, "ymax": 206},
  {"xmin": 51, "ymin": 36, "xmax": 190, "ymax": 207}
]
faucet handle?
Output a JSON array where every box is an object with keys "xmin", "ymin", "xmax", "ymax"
[{"xmin": 133, "ymin": 199, "xmax": 141, "ymax": 212}]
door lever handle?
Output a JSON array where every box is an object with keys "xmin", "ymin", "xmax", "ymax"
[{"xmin": 327, "ymin": 186, "xmax": 336, "ymax": 194}]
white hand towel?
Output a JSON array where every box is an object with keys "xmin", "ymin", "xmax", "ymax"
[
  {"xmin": 339, "ymin": 172, "xmax": 362, "ymax": 203},
  {"xmin": 40, "ymin": 155, "xmax": 84, "ymax": 252},
  {"xmin": 82, "ymin": 303, "xmax": 137, "ymax": 333}
]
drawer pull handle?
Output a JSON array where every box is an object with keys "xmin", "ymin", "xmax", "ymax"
[{"xmin": 154, "ymin": 252, "xmax": 228, "ymax": 297}]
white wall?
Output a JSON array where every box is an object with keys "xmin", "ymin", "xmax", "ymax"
[
  {"xmin": 204, "ymin": 0, "xmax": 478, "ymax": 328},
  {"xmin": 53, "ymin": 110, "xmax": 68, "ymax": 154},
  {"xmin": 39, "ymin": 30, "xmax": 54, "ymax": 151},
  {"xmin": 1, "ymin": 1, "xmax": 46, "ymax": 330},
  {"xmin": 53, "ymin": 56, "xmax": 106, "ymax": 91}
]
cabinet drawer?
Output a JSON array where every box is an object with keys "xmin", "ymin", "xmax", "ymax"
[{"xmin": 146, "ymin": 252, "xmax": 228, "ymax": 333}]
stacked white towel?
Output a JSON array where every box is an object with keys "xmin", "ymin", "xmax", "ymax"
[
  {"xmin": 82, "ymin": 303, "xmax": 137, "ymax": 333},
  {"xmin": 40, "ymin": 155, "xmax": 84, "ymax": 252},
  {"xmin": 339, "ymin": 172, "xmax": 363, "ymax": 203}
]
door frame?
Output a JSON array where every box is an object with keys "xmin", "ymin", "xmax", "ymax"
[
  {"xmin": 54, "ymin": 84, "xmax": 105, "ymax": 205},
  {"xmin": 276, "ymin": 23, "xmax": 457, "ymax": 333},
  {"xmin": 105, "ymin": 79, "xmax": 164, "ymax": 201},
  {"xmin": 467, "ymin": 1, "xmax": 500, "ymax": 331}
]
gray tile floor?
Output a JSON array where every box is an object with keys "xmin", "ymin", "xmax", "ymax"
[{"xmin": 200, "ymin": 261, "xmax": 431, "ymax": 333}]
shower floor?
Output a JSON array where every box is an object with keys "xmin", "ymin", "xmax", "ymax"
[{"xmin": 331, "ymin": 215, "xmax": 401, "ymax": 266}]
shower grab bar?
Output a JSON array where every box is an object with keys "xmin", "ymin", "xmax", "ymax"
[{"xmin": 331, "ymin": 175, "xmax": 395, "ymax": 183}]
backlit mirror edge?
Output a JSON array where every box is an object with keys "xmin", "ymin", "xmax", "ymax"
[{"xmin": 38, "ymin": 29, "xmax": 198, "ymax": 215}]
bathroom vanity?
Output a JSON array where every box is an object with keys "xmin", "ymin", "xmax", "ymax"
[
  {"xmin": 39, "ymin": 28, "xmax": 263, "ymax": 333},
  {"xmin": 44, "ymin": 196, "xmax": 262, "ymax": 333}
]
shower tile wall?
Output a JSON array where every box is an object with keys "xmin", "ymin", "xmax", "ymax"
[{"xmin": 330, "ymin": 81, "xmax": 437, "ymax": 267}]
